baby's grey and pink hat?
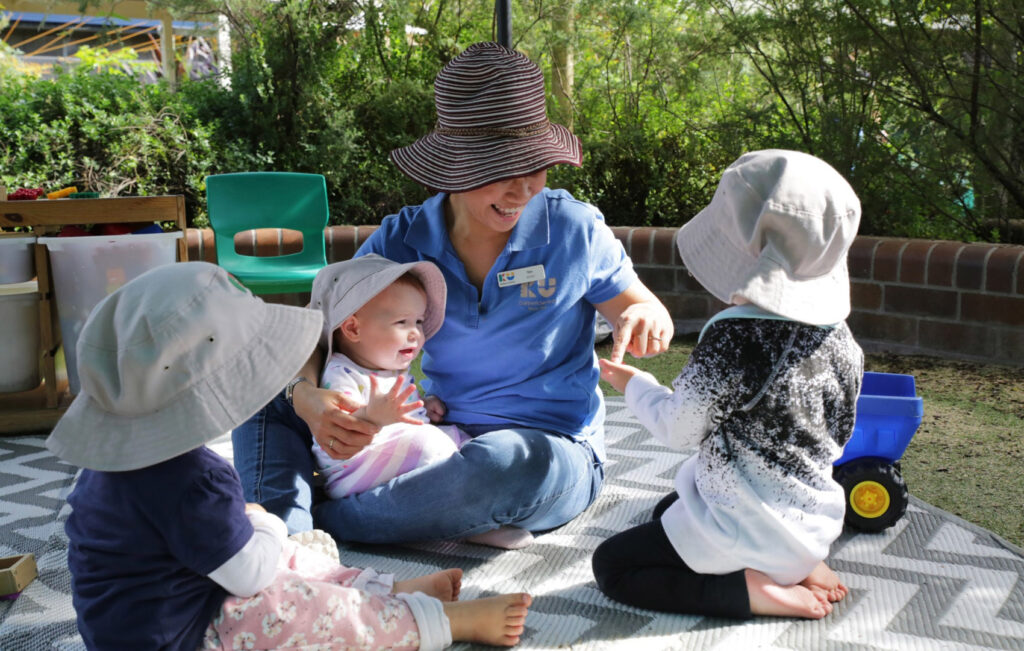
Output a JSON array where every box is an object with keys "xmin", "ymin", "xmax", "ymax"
[{"xmin": 310, "ymin": 254, "xmax": 447, "ymax": 360}]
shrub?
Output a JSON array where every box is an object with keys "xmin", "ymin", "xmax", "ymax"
[{"xmin": 0, "ymin": 61, "xmax": 221, "ymax": 226}]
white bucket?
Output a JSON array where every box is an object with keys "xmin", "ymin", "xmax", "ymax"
[
  {"xmin": 38, "ymin": 231, "xmax": 183, "ymax": 394},
  {"xmin": 0, "ymin": 280, "xmax": 41, "ymax": 393},
  {"xmin": 0, "ymin": 234, "xmax": 37, "ymax": 284}
]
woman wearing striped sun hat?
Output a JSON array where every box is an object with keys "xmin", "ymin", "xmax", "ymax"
[{"xmin": 232, "ymin": 42, "xmax": 675, "ymax": 550}]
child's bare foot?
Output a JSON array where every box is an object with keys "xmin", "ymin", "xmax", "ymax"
[
  {"xmin": 800, "ymin": 561, "xmax": 849, "ymax": 603},
  {"xmin": 394, "ymin": 568, "xmax": 462, "ymax": 602},
  {"xmin": 444, "ymin": 593, "xmax": 532, "ymax": 646},
  {"xmin": 746, "ymin": 569, "xmax": 832, "ymax": 619}
]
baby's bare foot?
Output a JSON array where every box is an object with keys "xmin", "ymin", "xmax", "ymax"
[
  {"xmin": 800, "ymin": 561, "xmax": 849, "ymax": 602},
  {"xmin": 444, "ymin": 593, "xmax": 532, "ymax": 647},
  {"xmin": 394, "ymin": 568, "xmax": 462, "ymax": 602},
  {"xmin": 746, "ymin": 569, "xmax": 831, "ymax": 619}
]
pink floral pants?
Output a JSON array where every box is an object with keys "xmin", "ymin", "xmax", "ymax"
[{"xmin": 201, "ymin": 541, "xmax": 421, "ymax": 650}]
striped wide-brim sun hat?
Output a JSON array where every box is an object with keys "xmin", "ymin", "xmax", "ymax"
[{"xmin": 390, "ymin": 42, "xmax": 582, "ymax": 194}]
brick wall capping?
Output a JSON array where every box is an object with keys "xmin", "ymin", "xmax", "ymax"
[
  {"xmin": 184, "ymin": 226, "xmax": 1024, "ymax": 367},
  {"xmin": 854, "ymin": 338, "xmax": 1024, "ymax": 370}
]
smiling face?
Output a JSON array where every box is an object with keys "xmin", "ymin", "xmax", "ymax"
[
  {"xmin": 333, "ymin": 276, "xmax": 428, "ymax": 371},
  {"xmin": 447, "ymin": 169, "xmax": 547, "ymax": 235}
]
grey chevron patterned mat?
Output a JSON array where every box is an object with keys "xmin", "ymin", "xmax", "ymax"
[{"xmin": 2, "ymin": 397, "xmax": 1023, "ymax": 650}]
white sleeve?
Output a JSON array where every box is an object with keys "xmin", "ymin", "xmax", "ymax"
[
  {"xmin": 207, "ymin": 510, "xmax": 288, "ymax": 597},
  {"xmin": 396, "ymin": 592, "xmax": 453, "ymax": 651},
  {"xmin": 624, "ymin": 370, "xmax": 714, "ymax": 451}
]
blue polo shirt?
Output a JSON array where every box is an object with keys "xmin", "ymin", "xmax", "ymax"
[{"xmin": 357, "ymin": 188, "xmax": 637, "ymax": 460}]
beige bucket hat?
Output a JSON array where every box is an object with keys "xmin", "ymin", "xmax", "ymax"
[
  {"xmin": 310, "ymin": 254, "xmax": 447, "ymax": 360},
  {"xmin": 676, "ymin": 149, "xmax": 861, "ymax": 325},
  {"xmin": 46, "ymin": 262, "xmax": 322, "ymax": 471}
]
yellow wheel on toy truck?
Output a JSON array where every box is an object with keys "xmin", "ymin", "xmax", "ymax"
[
  {"xmin": 833, "ymin": 459, "xmax": 909, "ymax": 532},
  {"xmin": 849, "ymin": 480, "xmax": 891, "ymax": 519}
]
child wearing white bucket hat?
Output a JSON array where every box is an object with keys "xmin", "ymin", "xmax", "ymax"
[
  {"xmin": 308, "ymin": 255, "xmax": 468, "ymax": 497},
  {"xmin": 46, "ymin": 262, "xmax": 531, "ymax": 650},
  {"xmin": 593, "ymin": 150, "xmax": 865, "ymax": 620}
]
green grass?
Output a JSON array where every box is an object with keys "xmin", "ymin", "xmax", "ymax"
[{"xmin": 595, "ymin": 336, "xmax": 1024, "ymax": 548}]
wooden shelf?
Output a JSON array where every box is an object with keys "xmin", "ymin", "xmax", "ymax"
[
  {"xmin": 0, "ymin": 195, "xmax": 188, "ymax": 434},
  {"xmin": 0, "ymin": 381, "xmax": 74, "ymax": 435}
]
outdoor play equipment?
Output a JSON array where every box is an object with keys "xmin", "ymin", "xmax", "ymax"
[{"xmin": 834, "ymin": 371, "xmax": 924, "ymax": 532}]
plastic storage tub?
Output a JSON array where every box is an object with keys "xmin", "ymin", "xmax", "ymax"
[
  {"xmin": 38, "ymin": 231, "xmax": 182, "ymax": 394},
  {"xmin": 0, "ymin": 280, "xmax": 41, "ymax": 393},
  {"xmin": 0, "ymin": 234, "xmax": 37, "ymax": 284}
]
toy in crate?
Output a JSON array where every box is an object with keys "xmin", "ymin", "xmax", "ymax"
[{"xmin": 833, "ymin": 371, "xmax": 924, "ymax": 532}]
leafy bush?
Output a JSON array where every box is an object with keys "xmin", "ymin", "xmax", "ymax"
[
  {"xmin": 4, "ymin": 0, "xmax": 1020, "ymax": 242},
  {"xmin": 0, "ymin": 60, "xmax": 222, "ymax": 225}
]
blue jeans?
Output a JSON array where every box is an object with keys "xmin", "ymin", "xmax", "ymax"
[
  {"xmin": 232, "ymin": 391, "xmax": 317, "ymax": 534},
  {"xmin": 233, "ymin": 392, "xmax": 606, "ymax": 541}
]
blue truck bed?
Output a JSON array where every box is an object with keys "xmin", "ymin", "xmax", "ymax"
[{"xmin": 835, "ymin": 371, "xmax": 924, "ymax": 466}]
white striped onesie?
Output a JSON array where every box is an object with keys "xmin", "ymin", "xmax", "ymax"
[{"xmin": 313, "ymin": 353, "xmax": 467, "ymax": 499}]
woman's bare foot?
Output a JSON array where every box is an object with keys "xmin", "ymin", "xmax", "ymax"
[
  {"xmin": 444, "ymin": 593, "xmax": 532, "ymax": 647},
  {"xmin": 465, "ymin": 526, "xmax": 535, "ymax": 550},
  {"xmin": 394, "ymin": 568, "xmax": 462, "ymax": 602},
  {"xmin": 746, "ymin": 569, "xmax": 831, "ymax": 619},
  {"xmin": 799, "ymin": 561, "xmax": 849, "ymax": 603}
]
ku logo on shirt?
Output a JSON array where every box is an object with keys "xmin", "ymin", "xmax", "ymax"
[{"xmin": 520, "ymin": 277, "xmax": 557, "ymax": 310}]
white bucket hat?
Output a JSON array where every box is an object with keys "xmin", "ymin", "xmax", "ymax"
[
  {"xmin": 676, "ymin": 149, "xmax": 861, "ymax": 325},
  {"xmin": 46, "ymin": 262, "xmax": 322, "ymax": 471},
  {"xmin": 310, "ymin": 254, "xmax": 447, "ymax": 360}
]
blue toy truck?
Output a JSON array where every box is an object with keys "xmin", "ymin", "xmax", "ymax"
[{"xmin": 833, "ymin": 371, "xmax": 924, "ymax": 532}]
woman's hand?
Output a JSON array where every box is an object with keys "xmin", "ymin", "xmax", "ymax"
[
  {"xmin": 595, "ymin": 281, "xmax": 674, "ymax": 363},
  {"xmin": 291, "ymin": 379, "xmax": 381, "ymax": 460},
  {"xmin": 423, "ymin": 394, "xmax": 448, "ymax": 424}
]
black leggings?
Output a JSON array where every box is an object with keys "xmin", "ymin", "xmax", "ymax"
[{"xmin": 591, "ymin": 492, "xmax": 752, "ymax": 619}]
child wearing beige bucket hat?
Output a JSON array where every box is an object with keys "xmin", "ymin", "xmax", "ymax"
[
  {"xmin": 46, "ymin": 262, "xmax": 530, "ymax": 650},
  {"xmin": 593, "ymin": 150, "xmax": 865, "ymax": 620}
]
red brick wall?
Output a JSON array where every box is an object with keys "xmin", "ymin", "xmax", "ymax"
[{"xmin": 186, "ymin": 226, "xmax": 1024, "ymax": 366}]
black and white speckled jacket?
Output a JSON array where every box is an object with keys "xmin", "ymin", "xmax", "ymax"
[{"xmin": 624, "ymin": 307, "xmax": 864, "ymax": 584}]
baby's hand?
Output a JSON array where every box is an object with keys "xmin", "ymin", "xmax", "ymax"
[
  {"xmin": 423, "ymin": 394, "xmax": 447, "ymax": 424},
  {"xmin": 599, "ymin": 358, "xmax": 642, "ymax": 394},
  {"xmin": 363, "ymin": 374, "xmax": 425, "ymax": 427}
]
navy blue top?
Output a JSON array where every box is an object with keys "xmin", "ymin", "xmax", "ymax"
[{"xmin": 66, "ymin": 447, "xmax": 253, "ymax": 650}]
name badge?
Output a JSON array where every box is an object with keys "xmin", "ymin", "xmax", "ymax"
[{"xmin": 497, "ymin": 264, "xmax": 545, "ymax": 287}]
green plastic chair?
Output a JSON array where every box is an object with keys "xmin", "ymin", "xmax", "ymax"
[{"xmin": 205, "ymin": 172, "xmax": 329, "ymax": 294}]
